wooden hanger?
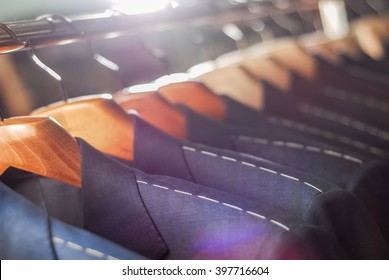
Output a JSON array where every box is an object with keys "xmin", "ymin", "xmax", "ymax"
[
  {"xmin": 114, "ymin": 90, "xmax": 188, "ymax": 139},
  {"xmin": 31, "ymin": 94, "xmax": 135, "ymax": 161},
  {"xmin": 352, "ymin": 15, "xmax": 389, "ymax": 60},
  {"xmin": 239, "ymin": 57, "xmax": 292, "ymax": 92},
  {"xmin": 0, "ymin": 22, "xmax": 81, "ymax": 187},
  {"xmin": 215, "ymin": 49, "xmax": 293, "ymax": 93},
  {"xmin": 268, "ymin": 44, "xmax": 319, "ymax": 80},
  {"xmin": 198, "ymin": 67, "xmax": 266, "ymax": 111},
  {"xmin": 158, "ymin": 81, "xmax": 227, "ymax": 121},
  {"xmin": 0, "ymin": 117, "xmax": 81, "ymax": 187}
]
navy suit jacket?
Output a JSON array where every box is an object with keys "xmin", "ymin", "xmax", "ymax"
[
  {"xmin": 0, "ymin": 181, "xmax": 144, "ymax": 260},
  {"xmin": 180, "ymin": 103, "xmax": 389, "ymax": 247}
]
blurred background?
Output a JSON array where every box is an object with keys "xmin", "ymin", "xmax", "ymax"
[{"xmin": 0, "ymin": 0, "xmax": 389, "ymax": 116}]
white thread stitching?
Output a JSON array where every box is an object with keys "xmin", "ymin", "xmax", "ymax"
[
  {"xmin": 153, "ymin": 184, "xmax": 169, "ymax": 190},
  {"xmin": 259, "ymin": 167, "xmax": 278, "ymax": 174},
  {"xmin": 136, "ymin": 181, "xmax": 148, "ymax": 185},
  {"xmin": 322, "ymin": 87, "xmax": 389, "ymax": 114},
  {"xmin": 222, "ymin": 203, "xmax": 243, "ymax": 211},
  {"xmin": 174, "ymin": 190, "xmax": 193, "ymax": 196},
  {"xmin": 241, "ymin": 161, "xmax": 256, "ymax": 167},
  {"xmin": 183, "ymin": 146, "xmax": 196, "ymax": 152},
  {"xmin": 52, "ymin": 237, "xmax": 118, "ymax": 260},
  {"xmin": 303, "ymin": 182, "xmax": 323, "ymax": 193},
  {"xmin": 221, "ymin": 156, "xmax": 237, "ymax": 162},
  {"xmin": 280, "ymin": 174, "xmax": 299, "ymax": 181},
  {"xmin": 323, "ymin": 150, "xmax": 342, "ymax": 158},
  {"xmin": 270, "ymin": 220, "xmax": 290, "ymax": 231},
  {"xmin": 182, "ymin": 146, "xmax": 322, "ymax": 193},
  {"xmin": 66, "ymin": 241, "xmax": 83, "ymax": 251},
  {"xmin": 200, "ymin": 151, "xmax": 217, "ymax": 157},
  {"xmin": 237, "ymin": 136, "xmax": 363, "ymax": 165},
  {"xmin": 137, "ymin": 180, "xmax": 289, "ymax": 231},
  {"xmin": 197, "ymin": 196, "xmax": 219, "ymax": 203},
  {"xmin": 246, "ymin": 211, "xmax": 266, "ymax": 219},
  {"xmin": 85, "ymin": 248, "xmax": 105, "ymax": 258},
  {"xmin": 300, "ymin": 104, "xmax": 389, "ymax": 142},
  {"xmin": 267, "ymin": 116, "xmax": 385, "ymax": 156}
]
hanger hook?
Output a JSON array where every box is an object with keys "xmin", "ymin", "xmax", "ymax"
[
  {"xmin": 38, "ymin": 14, "xmax": 122, "ymax": 87},
  {"xmin": 0, "ymin": 22, "xmax": 30, "ymax": 52},
  {"xmin": 0, "ymin": 22, "xmax": 30, "ymax": 121}
]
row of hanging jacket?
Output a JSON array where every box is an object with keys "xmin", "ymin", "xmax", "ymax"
[{"xmin": 1, "ymin": 0, "xmax": 389, "ymax": 260}]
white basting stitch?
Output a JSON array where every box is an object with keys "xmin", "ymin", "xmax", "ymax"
[
  {"xmin": 241, "ymin": 161, "xmax": 256, "ymax": 168},
  {"xmin": 254, "ymin": 138, "xmax": 269, "ymax": 144},
  {"xmin": 306, "ymin": 146, "xmax": 321, "ymax": 152},
  {"xmin": 182, "ymin": 146, "xmax": 323, "ymax": 192},
  {"xmin": 136, "ymin": 181, "xmax": 148, "ymax": 185},
  {"xmin": 273, "ymin": 141, "xmax": 285, "ymax": 146},
  {"xmin": 259, "ymin": 167, "xmax": 278, "ymax": 174},
  {"xmin": 221, "ymin": 156, "xmax": 237, "ymax": 162},
  {"xmin": 53, "ymin": 236, "xmax": 65, "ymax": 244},
  {"xmin": 268, "ymin": 117, "xmax": 384, "ymax": 155},
  {"xmin": 201, "ymin": 151, "xmax": 218, "ymax": 157},
  {"xmin": 322, "ymin": 87, "xmax": 389, "ymax": 114},
  {"xmin": 270, "ymin": 220, "xmax": 290, "ymax": 231},
  {"xmin": 246, "ymin": 211, "xmax": 266, "ymax": 220},
  {"xmin": 197, "ymin": 196, "xmax": 219, "ymax": 203},
  {"xmin": 152, "ymin": 184, "xmax": 169, "ymax": 190},
  {"xmin": 174, "ymin": 190, "xmax": 193, "ymax": 196},
  {"xmin": 223, "ymin": 203, "xmax": 243, "ymax": 211},
  {"xmin": 304, "ymin": 182, "xmax": 323, "ymax": 193},
  {"xmin": 141, "ymin": 181, "xmax": 290, "ymax": 232},
  {"xmin": 236, "ymin": 137, "xmax": 362, "ymax": 164},
  {"xmin": 280, "ymin": 174, "xmax": 299, "ymax": 181},
  {"xmin": 301, "ymin": 104, "xmax": 389, "ymax": 142},
  {"xmin": 238, "ymin": 135, "xmax": 253, "ymax": 142},
  {"xmin": 66, "ymin": 241, "xmax": 83, "ymax": 251},
  {"xmin": 343, "ymin": 155, "xmax": 363, "ymax": 164},
  {"xmin": 53, "ymin": 237, "xmax": 117, "ymax": 260},
  {"xmin": 285, "ymin": 142, "xmax": 303, "ymax": 149},
  {"xmin": 85, "ymin": 248, "xmax": 105, "ymax": 258},
  {"xmin": 183, "ymin": 146, "xmax": 196, "ymax": 152},
  {"xmin": 323, "ymin": 150, "xmax": 342, "ymax": 158}
]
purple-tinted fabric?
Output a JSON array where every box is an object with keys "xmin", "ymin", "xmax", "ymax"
[
  {"xmin": 78, "ymin": 138, "xmax": 346, "ymax": 259},
  {"xmin": 180, "ymin": 98, "xmax": 389, "ymax": 248},
  {"xmin": 0, "ymin": 181, "xmax": 145, "ymax": 260},
  {"xmin": 129, "ymin": 116, "xmax": 388, "ymax": 259}
]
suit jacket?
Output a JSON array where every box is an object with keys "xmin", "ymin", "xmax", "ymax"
[
  {"xmin": 222, "ymin": 94, "xmax": 389, "ymax": 158},
  {"xmin": 79, "ymin": 138, "xmax": 346, "ymax": 259},
  {"xmin": 180, "ymin": 103, "xmax": 389, "ymax": 246},
  {"xmin": 126, "ymin": 116, "xmax": 387, "ymax": 259},
  {"xmin": 0, "ymin": 181, "xmax": 144, "ymax": 260},
  {"xmin": 1, "ymin": 139, "xmax": 348, "ymax": 260}
]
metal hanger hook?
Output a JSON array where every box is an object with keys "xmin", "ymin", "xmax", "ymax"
[
  {"xmin": 0, "ymin": 22, "xmax": 31, "ymax": 121},
  {"xmin": 0, "ymin": 22, "xmax": 30, "ymax": 50}
]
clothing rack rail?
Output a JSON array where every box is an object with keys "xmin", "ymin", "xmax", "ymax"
[{"xmin": 0, "ymin": 1, "xmax": 318, "ymax": 54}]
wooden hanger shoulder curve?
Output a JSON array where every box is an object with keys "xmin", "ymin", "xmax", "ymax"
[
  {"xmin": 199, "ymin": 67, "xmax": 265, "ymax": 111},
  {"xmin": 159, "ymin": 81, "xmax": 227, "ymax": 121},
  {"xmin": 31, "ymin": 94, "xmax": 135, "ymax": 162},
  {"xmin": 270, "ymin": 44, "xmax": 318, "ymax": 80},
  {"xmin": 0, "ymin": 117, "xmax": 81, "ymax": 187},
  {"xmin": 114, "ymin": 90, "xmax": 188, "ymax": 139},
  {"xmin": 239, "ymin": 57, "xmax": 292, "ymax": 92}
]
